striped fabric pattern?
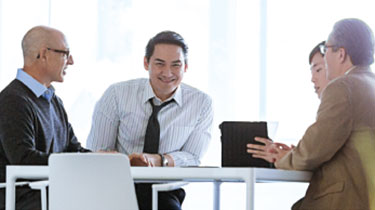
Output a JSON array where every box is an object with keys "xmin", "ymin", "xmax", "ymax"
[{"xmin": 86, "ymin": 78, "xmax": 213, "ymax": 166}]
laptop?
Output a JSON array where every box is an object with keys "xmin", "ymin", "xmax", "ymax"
[{"xmin": 220, "ymin": 121, "xmax": 275, "ymax": 168}]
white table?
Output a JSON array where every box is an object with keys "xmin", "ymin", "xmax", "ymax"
[{"xmin": 6, "ymin": 166, "xmax": 312, "ymax": 210}]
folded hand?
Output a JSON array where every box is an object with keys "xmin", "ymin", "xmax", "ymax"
[
  {"xmin": 247, "ymin": 137, "xmax": 293, "ymax": 163},
  {"xmin": 129, "ymin": 153, "xmax": 150, "ymax": 166},
  {"xmin": 129, "ymin": 153, "xmax": 161, "ymax": 167}
]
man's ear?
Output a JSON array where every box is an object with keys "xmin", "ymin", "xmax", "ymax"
[
  {"xmin": 338, "ymin": 48, "xmax": 347, "ymax": 64},
  {"xmin": 37, "ymin": 48, "xmax": 48, "ymax": 61},
  {"xmin": 184, "ymin": 63, "xmax": 188, "ymax": 73},
  {"xmin": 144, "ymin": 57, "xmax": 149, "ymax": 71}
]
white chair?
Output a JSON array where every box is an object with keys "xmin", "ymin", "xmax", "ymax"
[
  {"xmin": 30, "ymin": 180, "xmax": 187, "ymax": 210},
  {"xmin": 48, "ymin": 153, "xmax": 139, "ymax": 210},
  {"xmin": 2, "ymin": 180, "xmax": 47, "ymax": 210},
  {"xmin": 28, "ymin": 180, "xmax": 48, "ymax": 210},
  {"xmin": 0, "ymin": 181, "xmax": 30, "ymax": 188},
  {"xmin": 28, "ymin": 153, "xmax": 188, "ymax": 210}
]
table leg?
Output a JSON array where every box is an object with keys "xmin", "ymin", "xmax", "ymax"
[
  {"xmin": 245, "ymin": 170, "xmax": 255, "ymax": 210},
  {"xmin": 213, "ymin": 181, "xmax": 221, "ymax": 210},
  {"xmin": 6, "ymin": 174, "xmax": 16, "ymax": 210},
  {"xmin": 41, "ymin": 187, "xmax": 47, "ymax": 210}
]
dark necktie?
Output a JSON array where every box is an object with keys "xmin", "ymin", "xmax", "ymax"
[{"xmin": 143, "ymin": 98, "xmax": 174, "ymax": 153}]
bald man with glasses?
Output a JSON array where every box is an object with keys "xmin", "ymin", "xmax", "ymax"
[{"xmin": 0, "ymin": 26, "xmax": 89, "ymax": 210}]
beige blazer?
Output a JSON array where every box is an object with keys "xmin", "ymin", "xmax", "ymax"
[{"xmin": 276, "ymin": 66, "xmax": 375, "ymax": 210}]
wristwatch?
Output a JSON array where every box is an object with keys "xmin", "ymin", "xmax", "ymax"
[{"xmin": 160, "ymin": 154, "xmax": 169, "ymax": 167}]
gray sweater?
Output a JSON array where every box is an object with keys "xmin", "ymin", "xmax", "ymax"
[{"xmin": 0, "ymin": 79, "xmax": 89, "ymax": 207}]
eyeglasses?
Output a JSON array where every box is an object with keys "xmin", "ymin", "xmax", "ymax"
[
  {"xmin": 319, "ymin": 44, "xmax": 337, "ymax": 55},
  {"xmin": 36, "ymin": 47, "xmax": 70, "ymax": 59},
  {"xmin": 47, "ymin": 47, "xmax": 70, "ymax": 58}
]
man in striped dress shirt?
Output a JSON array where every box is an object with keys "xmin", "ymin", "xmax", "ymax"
[{"xmin": 87, "ymin": 31, "xmax": 213, "ymax": 210}]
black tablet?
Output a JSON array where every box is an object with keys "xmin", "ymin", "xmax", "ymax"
[{"xmin": 220, "ymin": 121, "xmax": 274, "ymax": 168}]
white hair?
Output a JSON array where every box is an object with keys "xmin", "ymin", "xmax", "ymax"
[{"xmin": 328, "ymin": 18, "xmax": 374, "ymax": 66}]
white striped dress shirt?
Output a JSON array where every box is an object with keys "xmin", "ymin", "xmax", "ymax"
[{"xmin": 86, "ymin": 78, "xmax": 213, "ymax": 166}]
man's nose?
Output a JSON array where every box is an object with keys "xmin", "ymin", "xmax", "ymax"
[
  {"xmin": 161, "ymin": 66, "xmax": 173, "ymax": 76},
  {"xmin": 67, "ymin": 55, "xmax": 74, "ymax": 65},
  {"xmin": 311, "ymin": 74, "xmax": 317, "ymax": 83}
]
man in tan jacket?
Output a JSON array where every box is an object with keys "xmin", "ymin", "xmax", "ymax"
[{"xmin": 248, "ymin": 18, "xmax": 375, "ymax": 210}]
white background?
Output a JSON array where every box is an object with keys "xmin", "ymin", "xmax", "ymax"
[{"xmin": 1, "ymin": 0, "xmax": 374, "ymax": 209}]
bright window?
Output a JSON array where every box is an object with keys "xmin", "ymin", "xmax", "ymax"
[{"xmin": 1, "ymin": 0, "xmax": 374, "ymax": 209}]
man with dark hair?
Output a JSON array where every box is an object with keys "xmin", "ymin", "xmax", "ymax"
[
  {"xmin": 309, "ymin": 41, "xmax": 330, "ymax": 98},
  {"xmin": 87, "ymin": 31, "xmax": 213, "ymax": 210},
  {"xmin": 248, "ymin": 18, "xmax": 375, "ymax": 210},
  {"xmin": 0, "ymin": 26, "xmax": 90, "ymax": 210},
  {"xmin": 308, "ymin": 41, "xmax": 325, "ymax": 64},
  {"xmin": 145, "ymin": 31, "xmax": 188, "ymax": 64}
]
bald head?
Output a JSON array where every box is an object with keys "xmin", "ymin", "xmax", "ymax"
[{"xmin": 22, "ymin": 26, "xmax": 65, "ymax": 65}]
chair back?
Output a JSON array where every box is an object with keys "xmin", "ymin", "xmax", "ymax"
[{"xmin": 49, "ymin": 153, "xmax": 138, "ymax": 210}]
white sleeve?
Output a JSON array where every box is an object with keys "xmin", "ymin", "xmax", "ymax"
[
  {"xmin": 169, "ymin": 95, "xmax": 213, "ymax": 166},
  {"xmin": 86, "ymin": 85, "xmax": 120, "ymax": 151}
]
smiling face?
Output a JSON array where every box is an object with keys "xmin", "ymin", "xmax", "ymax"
[
  {"xmin": 310, "ymin": 52, "xmax": 330, "ymax": 98},
  {"xmin": 144, "ymin": 43, "xmax": 187, "ymax": 101}
]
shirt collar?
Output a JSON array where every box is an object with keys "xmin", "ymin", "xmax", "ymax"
[
  {"xmin": 345, "ymin": 66, "xmax": 356, "ymax": 75},
  {"xmin": 344, "ymin": 66, "xmax": 357, "ymax": 75},
  {"xmin": 42, "ymin": 86, "xmax": 55, "ymax": 102},
  {"xmin": 345, "ymin": 66, "xmax": 371, "ymax": 75},
  {"xmin": 16, "ymin": 68, "xmax": 47, "ymax": 98},
  {"xmin": 143, "ymin": 79, "xmax": 182, "ymax": 106}
]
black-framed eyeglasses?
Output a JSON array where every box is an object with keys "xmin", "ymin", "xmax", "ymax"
[
  {"xmin": 47, "ymin": 47, "xmax": 70, "ymax": 58},
  {"xmin": 319, "ymin": 44, "xmax": 337, "ymax": 55},
  {"xmin": 36, "ymin": 47, "xmax": 70, "ymax": 59}
]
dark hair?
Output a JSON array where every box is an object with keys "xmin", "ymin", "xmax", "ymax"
[
  {"xmin": 309, "ymin": 41, "xmax": 325, "ymax": 64},
  {"xmin": 329, "ymin": 18, "xmax": 374, "ymax": 66},
  {"xmin": 145, "ymin": 31, "xmax": 188, "ymax": 64}
]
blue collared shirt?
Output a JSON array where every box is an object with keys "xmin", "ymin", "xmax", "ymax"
[{"xmin": 16, "ymin": 68, "xmax": 54, "ymax": 101}]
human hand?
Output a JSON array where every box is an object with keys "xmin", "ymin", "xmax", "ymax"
[
  {"xmin": 272, "ymin": 142, "xmax": 293, "ymax": 162},
  {"xmin": 247, "ymin": 137, "xmax": 277, "ymax": 163},
  {"xmin": 247, "ymin": 137, "xmax": 293, "ymax": 163},
  {"xmin": 128, "ymin": 153, "xmax": 150, "ymax": 166},
  {"xmin": 143, "ymin": 153, "xmax": 162, "ymax": 167}
]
